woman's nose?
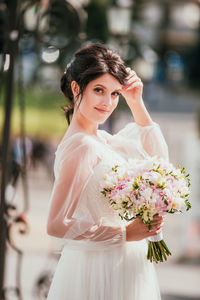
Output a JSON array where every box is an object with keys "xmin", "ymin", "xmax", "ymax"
[{"xmin": 102, "ymin": 95, "xmax": 112, "ymax": 106}]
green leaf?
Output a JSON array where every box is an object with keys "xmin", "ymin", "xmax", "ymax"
[
  {"xmin": 149, "ymin": 181, "xmax": 154, "ymax": 186},
  {"xmin": 185, "ymin": 199, "xmax": 192, "ymax": 211},
  {"xmin": 133, "ymin": 183, "xmax": 139, "ymax": 189},
  {"xmin": 112, "ymin": 165, "xmax": 119, "ymax": 172},
  {"xmin": 164, "ymin": 199, "xmax": 168, "ymax": 205}
]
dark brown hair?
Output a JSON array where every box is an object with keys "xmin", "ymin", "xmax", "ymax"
[{"xmin": 60, "ymin": 42, "xmax": 129, "ymax": 125}]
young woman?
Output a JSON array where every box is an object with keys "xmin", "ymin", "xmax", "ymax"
[{"xmin": 46, "ymin": 42, "xmax": 168, "ymax": 300}]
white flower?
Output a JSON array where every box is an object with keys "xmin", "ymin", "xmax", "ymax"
[
  {"xmin": 173, "ymin": 169, "xmax": 182, "ymax": 177},
  {"xmin": 141, "ymin": 188, "xmax": 152, "ymax": 200},
  {"xmin": 151, "ymin": 192, "xmax": 159, "ymax": 204},
  {"xmin": 156, "ymin": 176, "xmax": 166, "ymax": 186},
  {"xmin": 104, "ymin": 174, "xmax": 118, "ymax": 187},
  {"xmin": 126, "ymin": 182, "xmax": 134, "ymax": 192},
  {"xmin": 143, "ymin": 211, "xmax": 149, "ymax": 222},
  {"xmin": 181, "ymin": 186, "xmax": 190, "ymax": 196},
  {"xmin": 143, "ymin": 159, "xmax": 155, "ymax": 170}
]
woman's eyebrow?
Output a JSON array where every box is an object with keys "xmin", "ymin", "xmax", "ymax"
[
  {"xmin": 94, "ymin": 84, "xmax": 106, "ymax": 89},
  {"xmin": 94, "ymin": 84, "xmax": 122, "ymax": 92}
]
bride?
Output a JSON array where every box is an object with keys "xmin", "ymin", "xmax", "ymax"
[{"xmin": 46, "ymin": 42, "xmax": 167, "ymax": 300}]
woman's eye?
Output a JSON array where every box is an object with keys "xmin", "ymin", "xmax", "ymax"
[
  {"xmin": 112, "ymin": 92, "xmax": 121, "ymax": 97},
  {"xmin": 94, "ymin": 88, "xmax": 103, "ymax": 93}
]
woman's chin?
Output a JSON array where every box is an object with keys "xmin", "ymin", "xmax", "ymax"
[{"xmin": 96, "ymin": 115, "xmax": 110, "ymax": 124}]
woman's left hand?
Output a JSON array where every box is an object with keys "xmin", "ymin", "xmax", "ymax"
[{"xmin": 121, "ymin": 67, "xmax": 144, "ymax": 107}]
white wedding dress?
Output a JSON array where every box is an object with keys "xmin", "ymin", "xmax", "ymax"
[{"xmin": 46, "ymin": 121, "xmax": 169, "ymax": 300}]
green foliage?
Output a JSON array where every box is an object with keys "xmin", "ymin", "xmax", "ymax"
[
  {"xmin": 0, "ymin": 85, "xmax": 64, "ymax": 110},
  {"xmin": 0, "ymin": 86, "xmax": 68, "ymax": 139}
]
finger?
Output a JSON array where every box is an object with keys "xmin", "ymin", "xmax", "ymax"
[
  {"xmin": 153, "ymin": 215, "xmax": 164, "ymax": 221},
  {"xmin": 152, "ymin": 218, "xmax": 164, "ymax": 223},
  {"xmin": 126, "ymin": 76, "xmax": 141, "ymax": 84},
  {"xmin": 153, "ymin": 214, "xmax": 161, "ymax": 218},
  {"xmin": 145, "ymin": 225, "xmax": 156, "ymax": 233},
  {"xmin": 151, "ymin": 224, "xmax": 163, "ymax": 231},
  {"xmin": 124, "ymin": 82, "xmax": 143, "ymax": 90},
  {"xmin": 126, "ymin": 67, "xmax": 136, "ymax": 73},
  {"xmin": 153, "ymin": 221, "xmax": 163, "ymax": 226},
  {"xmin": 151, "ymin": 221, "xmax": 162, "ymax": 227},
  {"xmin": 126, "ymin": 72, "xmax": 140, "ymax": 79},
  {"xmin": 126, "ymin": 71, "xmax": 136, "ymax": 78},
  {"xmin": 148, "ymin": 221, "xmax": 164, "ymax": 230},
  {"xmin": 154, "ymin": 219, "xmax": 164, "ymax": 225},
  {"xmin": 148, "ymin": 229, "xmax": 162, "ymax": 236},
  {"xmin": 152, "ymin": 220, "xmax": 164, "ymax": 227},
  {"xmin": 126, "ymin": 69, "xmax": 136, "ymax": 78},
  {"xmin": 124, "ymin": 78, "xmax": 142, "ymax": 88},
  {"xmin": 126, "ymin": 67, "xmax": 133, "ymax": 74},
  {"xmin": 125, "ymin": 75, "xmax": 135, "ymax": 83}
]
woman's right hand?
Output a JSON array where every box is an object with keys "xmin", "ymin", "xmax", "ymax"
[{"xmin": 126, "ymin": 214, "xmax": 164, "ymax": 242}]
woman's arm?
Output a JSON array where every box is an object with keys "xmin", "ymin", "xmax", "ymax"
[
  {"xmin": 47, "ymin": 134, "xmax": 127, "ymax": 245},
  {"xmin": 117, "ymin": 68, "xmax": 169, "ymax": 160},
  {"xmin": 129, "ymin": 100, "xmax": 154, "ymax": 127},
  {"xmin": 121, "ymin": 68, "xmax": 153, "ymax": 126}
]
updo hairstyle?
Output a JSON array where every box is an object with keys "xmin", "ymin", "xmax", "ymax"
[{"xmin": 60, "ymin": 42, "xmax": 129, "ymax": 125}]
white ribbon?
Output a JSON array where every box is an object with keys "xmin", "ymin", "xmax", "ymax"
[{"xmin": 147, "ymin": 230, "xmax": 163, "ymax": 242}]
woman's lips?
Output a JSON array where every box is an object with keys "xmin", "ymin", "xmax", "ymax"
[{"xmin": 94, "ymin": 107, "xmax": 110, "ymax": 114}]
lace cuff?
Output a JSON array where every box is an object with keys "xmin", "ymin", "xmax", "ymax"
[{"xmin": 120, "ymin": 222, "xmax": 127, "ymax": 243}]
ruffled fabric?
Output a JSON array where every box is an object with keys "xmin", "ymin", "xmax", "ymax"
[
  {"xmin": 99, "ymin": 121, "xmax": 169, "ymax": 161},
  {"xmin": 47, "ymin": 240, "xmax": 161, "ymax": 300}
]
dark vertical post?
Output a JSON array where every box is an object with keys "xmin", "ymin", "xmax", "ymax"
[{"xmin": 0, "ymin": 0, "xmax": 19, "ymax": 297}]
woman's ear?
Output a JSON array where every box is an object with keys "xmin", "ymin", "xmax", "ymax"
[{"xmin": 71, "ymin": 81, "xmax": 80, "ymax": 98}]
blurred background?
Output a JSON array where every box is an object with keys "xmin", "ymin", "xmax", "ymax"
[{"xmin": 0, "ymin": 0, "xmax": 200, "ymax": 299}]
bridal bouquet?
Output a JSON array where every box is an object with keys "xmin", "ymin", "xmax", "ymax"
[{"xmin": 100, "ymin": 156, "xmax": 191, "ymax": 263}]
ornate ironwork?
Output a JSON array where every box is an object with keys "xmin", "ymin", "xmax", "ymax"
[{"xmin": 0, "ymin": 0, "xmax": 83, "ymax": 298}]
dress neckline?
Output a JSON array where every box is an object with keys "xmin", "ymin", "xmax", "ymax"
[
  {"xmin": 83, "ymin": 130, "xmax": 109, "ymax": 145},
  {"xmin": 62, "ymin": 129, "xmax": 109, "ymax": 146}
]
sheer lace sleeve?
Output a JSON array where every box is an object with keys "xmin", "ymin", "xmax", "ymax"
[
  {"xmin": 103, "ymin": 121, "xmax": 169, "ymax": 161},
  {"xmin": 46, "ymin": 133, "xmax": 126, "ymax": 245}
]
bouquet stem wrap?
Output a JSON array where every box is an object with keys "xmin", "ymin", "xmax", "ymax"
[
  {"xmin": 147, "ymin": 231, "xmax": 171, "ymax": 263},
  {"xmin": 148, "ymin": 231, "xmax": 163, "ymax": 242}
]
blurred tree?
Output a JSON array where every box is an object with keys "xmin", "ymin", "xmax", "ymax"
[
  {"xmin": 197, "ymin": 103, "xmax": 200, "ymax": 138},
  {"xmin": 0, "ymin": 1, "xmax": 7, "ymax": 53},
  {"xmin": 84, "ymin": 0, "xmax": 109, "ymax": 43},
  {"xmin": 186, "ymin": 36, "xmax": 200, "ymax": 88}
]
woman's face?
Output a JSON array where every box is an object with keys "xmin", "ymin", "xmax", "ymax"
[{"xmin": 74, "ymin": 73, "xmax": 122, "ymax": 125}]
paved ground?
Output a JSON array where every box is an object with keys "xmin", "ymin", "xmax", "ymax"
[{"xmin": 162, "ymin": 296, "xmax": 200, "ymax": 300}]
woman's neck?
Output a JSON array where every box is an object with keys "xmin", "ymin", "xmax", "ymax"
[{"xmin": 67, "ymin": 111, "xmax": 98, "ymax": 136}]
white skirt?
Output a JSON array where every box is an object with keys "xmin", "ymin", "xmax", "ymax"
[{"xmin": 47, "ymin": 239, "xmax": 161, "ymax": 300}]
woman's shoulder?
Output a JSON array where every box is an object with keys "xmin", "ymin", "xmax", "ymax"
[{"xmin": 56, "ymin": 131, "xmax": 99, "ymax": 156}]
